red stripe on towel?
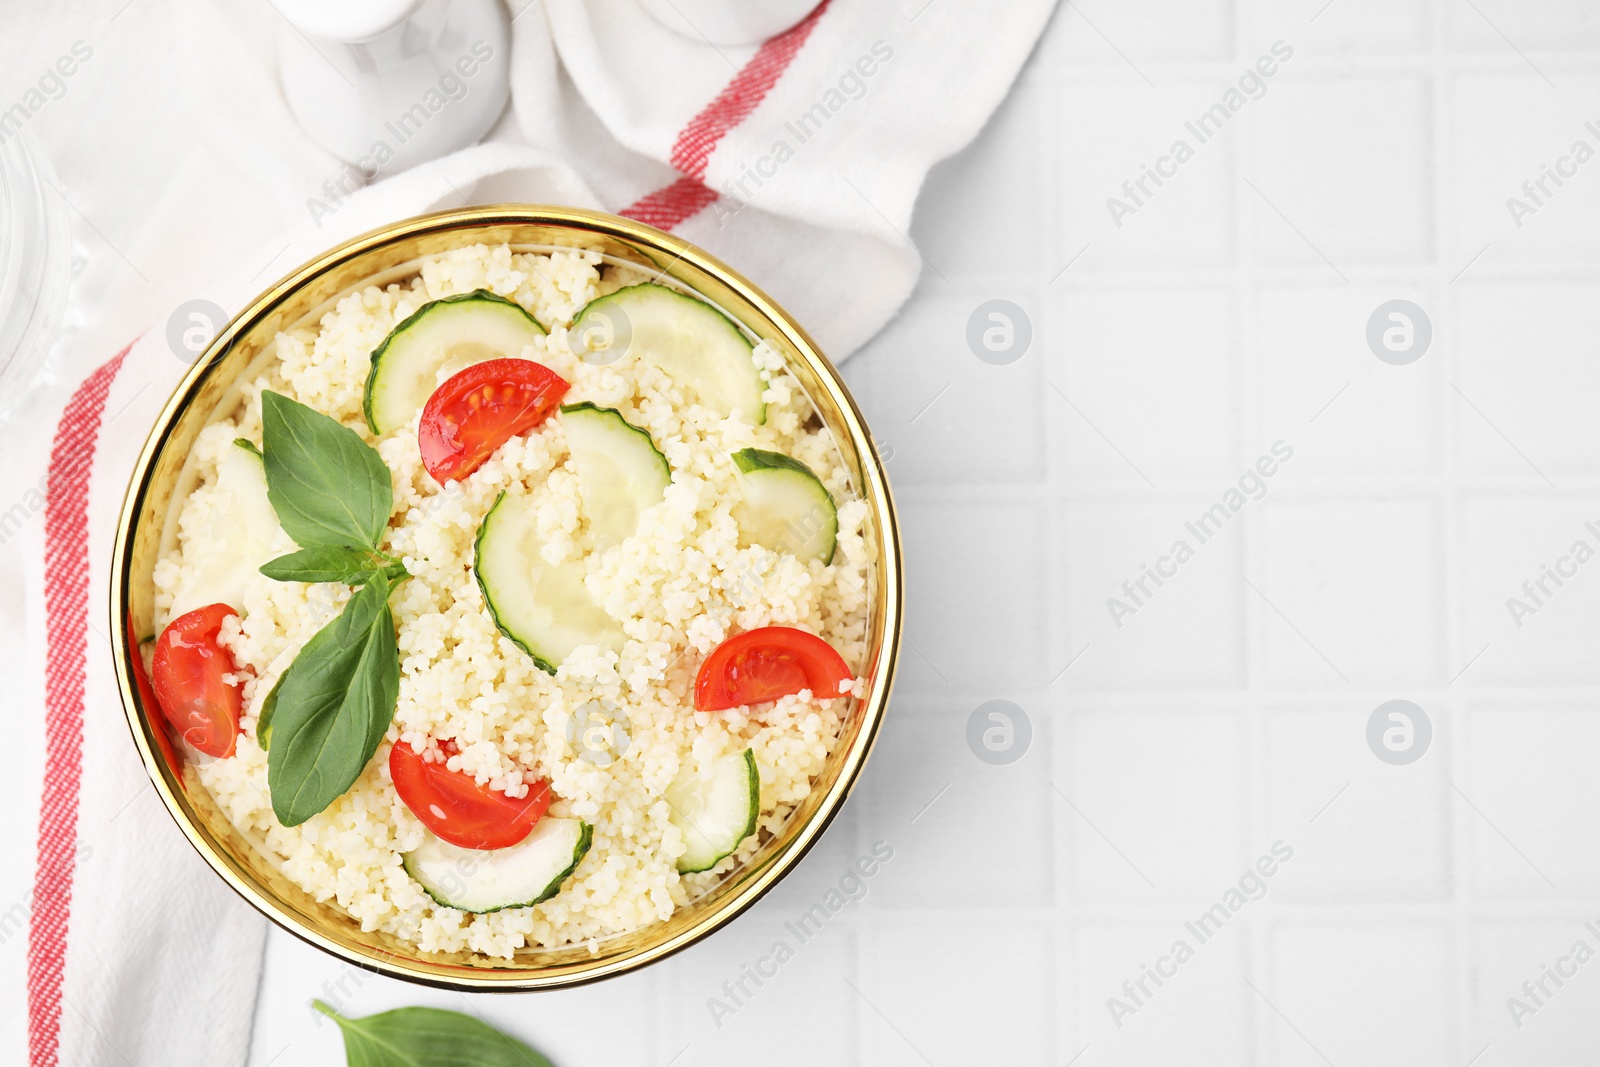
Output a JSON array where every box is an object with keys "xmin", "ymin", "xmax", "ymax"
[
  {"xmin": 29, "ymin": 346, "xmax": 132, "ymax": 1067},
  {"xmin": 620, "ymin": 175, "xmax": 722, "ymax": 231},
  {"xmin": 621, "ymin": 0, "xmax": 831, "ymax": 229}
]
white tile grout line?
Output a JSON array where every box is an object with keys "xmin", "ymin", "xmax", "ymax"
[
  {"xmin": 1235, "ymin": 7, "xmax": 1272, "ymax": 939},
  {"xmin": 1038, "ymin": 50, "xmax": 1600, "ymax": 79},
  {"xmin": 1432, "ymin": 8, "xmax": 1481, "ymax": 1057}
]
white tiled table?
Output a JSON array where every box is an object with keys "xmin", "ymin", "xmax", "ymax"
[{"xmin": 12, "ymin": 0, "xmax": 1596, "ymax": 1063}]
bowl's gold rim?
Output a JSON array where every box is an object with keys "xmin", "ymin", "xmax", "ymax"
[{"xmin": 107, "ymin": 204, "xmax": 901, "ymax": 991}]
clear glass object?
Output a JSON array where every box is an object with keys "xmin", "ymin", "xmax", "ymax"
[{"xmin": 0, "ymin": 128, "xmax": 72, "ymax": 416}]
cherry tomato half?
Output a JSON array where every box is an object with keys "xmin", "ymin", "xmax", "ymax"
[
  {"xmin": 418, "ymin": 358, "xmax": 569, "ymax": 484},
  {"xmin": 128, "ymin": 615, "xmax": 184, "ymax": 786},
  {"xmin": 389, "ymin": 740, "xmax": 552, "ymax": 850},
  {"xmin": 694, "ymin": 626, "xmax": 853, "ymax": 711},
  {"xmin": 150, "ymin": 603, "xmax": 244, "ymax": 759}
]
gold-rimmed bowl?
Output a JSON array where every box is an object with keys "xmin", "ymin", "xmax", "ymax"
[{"xmin": 109, "ymin": 205, "xmax": 901, "ymax": 990}]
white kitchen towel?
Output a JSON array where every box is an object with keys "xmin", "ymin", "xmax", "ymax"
[
  {"xmin": 16, "ymin": 1, "xmax": 1055, "ymax": 1064},
  {"xmin": 519, "ymin": 0, "xmax": 1058, "ymax": 356}
]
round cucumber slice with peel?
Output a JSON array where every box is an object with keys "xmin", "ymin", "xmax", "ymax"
[
  {"xmin": 730, "ymin": 448, "xmax": 837, "ymax": 565},
  {"xmin": 364, "ymin": 290, "xmax": 547, "ymax": 435},
  {"xmin": 568, "ymin": 283, "xmax": 765, "ymax": 424},
  {"xmin": 474, "ymin": 490, "xmax": 625, "ymax": 673},
  {"xmin": 560, "ymin": 402, "xmax": 670, "ymax": 549},
  {"xmin": 668, "ymin": 749, "xmax": 760, "ymax": 873},
  {"xmin": 403, "ymin": 817, "xmax": 592, "ymax": 913}
]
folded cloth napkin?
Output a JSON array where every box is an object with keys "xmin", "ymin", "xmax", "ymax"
[{"xmin": 12, "ymin": 1, "xmax": 1054, "ymax": 1064}]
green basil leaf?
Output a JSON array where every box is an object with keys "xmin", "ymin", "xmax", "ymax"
[
  {"xmin": 267, "ymin": 576, "xmax": 399, "ymax": 826},
  {"xmin": 313, "ymin": 1001, "xmax": 554, "ymax": 1067},
  {"xmin": 261, "ymin": 546, "xmax": 394, "ymax": 585},
  {"xmin": 261, "ymin": 390, "xmax": 392, "ymax": 551}
]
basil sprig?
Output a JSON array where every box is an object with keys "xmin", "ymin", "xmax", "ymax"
[
  {"xmin": 262, "ymin": 390, "xmax": 393, "ymax": 550},
  {"xmin": 266, "ymin": 575, "xmax": 400, "ymax": 824},
  {"xmin": 261, "ymin": 545, "xmax": 402, "ymax": 585},
  {"xmin": 258, "ymin": 391, "xmax": 407, "ymax": 826},
  {"xmin": 314, "ymin": 1001, "xmax": 554, "ymax": 1067}
]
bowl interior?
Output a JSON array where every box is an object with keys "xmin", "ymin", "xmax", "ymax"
[{"xmin": 110, "ymin": 206, "xmax": 900, "ymax": 989}]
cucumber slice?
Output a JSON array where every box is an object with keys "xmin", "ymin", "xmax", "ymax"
[
  {"xmin": 569, "ymin": 284, "xmax": 765, "ymax": 424},
  {"xmin": 560, "ymin": 403, "xmax": 671, "ymax": 548},
  {"xmin": 474, "ymin": 490, "xmax": 625, "ymax": 673},
  {"xmin": 403, "ymin": 818, "xmax": 592, "ymax": 913},
  {"xmin": 364, "ymin": 290, "xmax": 547, "ymax": 435},
  {"xmin": 168, "ymin": 438, "xmax": 282, "ymax": 618},
  {"xmin": 730, "ymin": 449, "xmax": 838, "ymax": 565},
  {"xmin": 668, "ymin": 749, "xmax": 760, "ymax": 873}
]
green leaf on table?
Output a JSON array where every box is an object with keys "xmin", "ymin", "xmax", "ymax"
[
  {"xmin": 266, "ymin": 575, "xmax": 401, "ymax": 826},
  {"xmin": 313, "ymin": 1000, "xmax": 554, "ymax": 1067},
  {"xmin": 261, "ymin": 545, "xmax": 398, "ymax": 585},
  {"xmin": 261, "ymin": 390, "xmax": 392, "ymax": 551}
]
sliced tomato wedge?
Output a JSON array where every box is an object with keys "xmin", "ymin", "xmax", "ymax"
[
  {"xmin": 418, "ymin": 358, "xmax": 569, "ymax": 484},
  {"xmin": 389, "ymin": 740, "xmax": 552, "ymax": 850},
  {"xmin": 694, "ymin": 626, "xmax": 853, "ymax": 711},
  {"xmin": 150, "ymin": 603, "xmax": 244, "ymax": 759},
  {"xmin": 127, "ymin": 615, "xmax": 184, "ymax": 786}
]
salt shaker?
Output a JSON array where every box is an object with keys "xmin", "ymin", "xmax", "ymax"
[{"xmin": 269, "ymin": 0, "xmax": 510, "ymax": 180}]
